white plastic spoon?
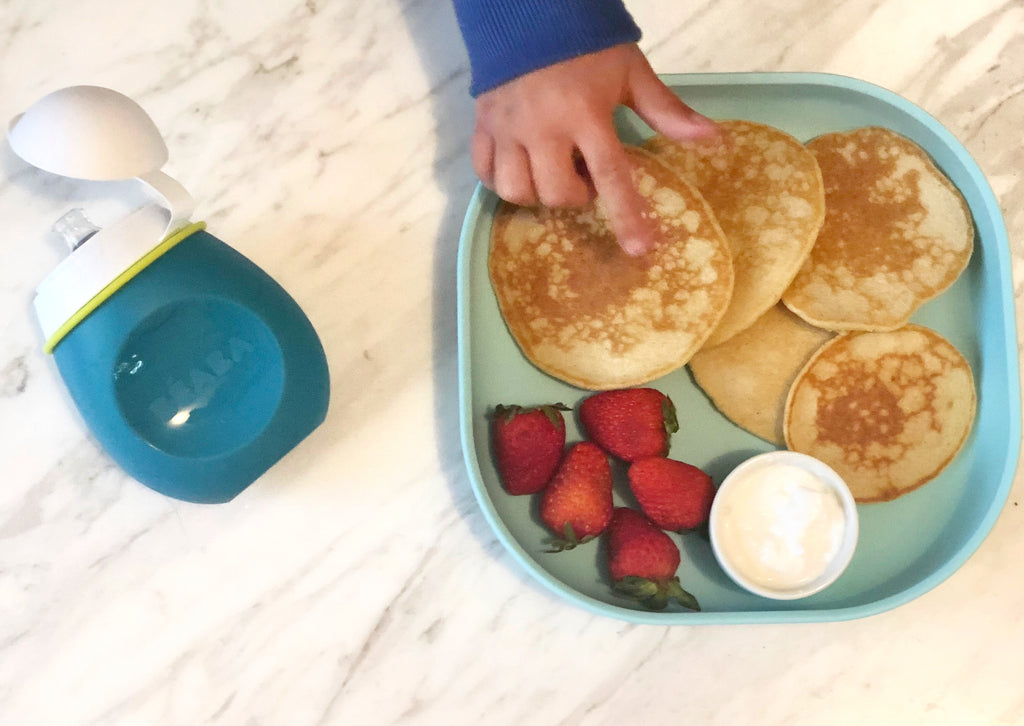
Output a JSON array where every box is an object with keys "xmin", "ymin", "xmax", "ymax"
[{"xmin": 7, "ymin": 85, "xmax": 194, "ymax": 235}]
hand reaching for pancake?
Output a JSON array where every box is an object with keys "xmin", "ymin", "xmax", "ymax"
[{"xmin": 470, "ymin": 43, "xmax": 719, "ymax": 256}]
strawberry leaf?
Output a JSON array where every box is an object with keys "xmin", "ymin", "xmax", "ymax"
[
  {"xmin": 540, "ymin": 403, "xmax": 570, "ymax": 426},
  {"xmin": 665, "ymin": 577, "xmax": 701, "ymax": 611},
  {"xmin": 544, "ymin": 522, "xmax": 595, "ymax": 553},
  {"xmin": 613, "ymin": 576, "xmax": 701, "ymax": 611},
  {"xmin": 662, "ymin": 396, "xmax": 679, "ymax": 435},
  {"xmin": 613, "ymin": 576, "xmax": 660, "ymax": 600},
  {"xmin": 493, "ymin": 404, "xmax": 521, "ymax": 423},
  {"xmin": 647, "ymin": 590, "xmax": 670, "ymax": 610}
]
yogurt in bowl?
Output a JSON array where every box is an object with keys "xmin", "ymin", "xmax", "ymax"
[{"xmin": 709, "ymin": 451, "xmax": 859, "ymax": 600}]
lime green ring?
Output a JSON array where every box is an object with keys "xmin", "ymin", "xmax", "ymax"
[{"xmin": 43, "ymin": 221, "xmax": 207, "ymax": 354}]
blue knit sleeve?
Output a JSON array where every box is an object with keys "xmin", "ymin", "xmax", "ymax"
[{"xmin": 453, "ymin": 0, "xmax": 642, "ymax": 97}]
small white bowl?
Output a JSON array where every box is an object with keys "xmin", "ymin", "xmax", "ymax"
[{"xmin": 709, "ymin": 451, "xmax": 859, "ymax": 600}]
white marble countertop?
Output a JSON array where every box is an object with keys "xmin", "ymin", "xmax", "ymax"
[{"xmin": 2, "ymin": 1, "xmax": 1023, "ymax": 724}]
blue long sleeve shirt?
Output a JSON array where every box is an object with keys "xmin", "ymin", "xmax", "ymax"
[{"xmin": 452, "ymin": 0, "xmax": 642, "ymax": 96}]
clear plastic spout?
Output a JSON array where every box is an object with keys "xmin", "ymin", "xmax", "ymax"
[{"xmin": 53, "ymin": 208, "xmax": 100, "ymax": 251}]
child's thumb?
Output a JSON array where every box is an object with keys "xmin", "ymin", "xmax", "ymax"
[{"xmin": 628, "ymin": 62, "xmax": 719, "ymax": 142}]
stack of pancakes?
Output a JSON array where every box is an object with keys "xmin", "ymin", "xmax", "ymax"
[{"xmin": 488, "ymin": 123, "xmax": 977, "ymax": 502}]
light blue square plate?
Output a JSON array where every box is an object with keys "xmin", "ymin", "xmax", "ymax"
[{"xmin": 456, "ymin": 72, "xmax": 1021, "ymax": 624}]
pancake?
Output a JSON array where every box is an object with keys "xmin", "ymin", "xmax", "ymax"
[
  {"xmin": 489, "ymin": 147, "xmax": 734, "ymax": 390},
  {"xmin": 689, "ymin": 303, "xmax": 834, "ymax": 445},
  {"xmin": 643, "ymin": 120, "xmax": 825, "ymax": 347},
  {"xmin": 782, "ymin": 127, "xmax": 974, "ymax": 331},
  {"xmin": 783, "ymin": 325, "xmax": 976, "ymax": 503}
]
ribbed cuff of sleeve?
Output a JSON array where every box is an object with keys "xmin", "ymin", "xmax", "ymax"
[{"xmin": 453, "ymin": 0, "xmax": 642, "ymax": 97}]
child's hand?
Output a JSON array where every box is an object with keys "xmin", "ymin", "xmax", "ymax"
[{"xmin": 470, "ymin": 43, "xmax": 718, "ymax": 256}]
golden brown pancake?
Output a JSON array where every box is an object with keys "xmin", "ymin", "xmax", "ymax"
[
  {"xmin": 489, "ymin": 147, "xmax": 734, "ymax": 390},
  {"xmin": 782, "ymin": 127, "xmax": 974, "ymax": 331},
  {"xmin": 643, "ymin": 120, "xmax": 825, "ymax": 347},
  {"xmin": 784, "ymin": 325, "xmax": 976, "ymax": 502},
  {"xmin": 689, "ymin": 303, "xmax": 834, "ymax": 445}
]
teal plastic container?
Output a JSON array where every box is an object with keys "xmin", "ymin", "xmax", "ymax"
[
  {"xmin": 7, "ymin": 85, "xmax": 330, "ymax": 503},
  {"xmin": 47, "ymin": 220, "xmax": 329, "ymax": 503}
]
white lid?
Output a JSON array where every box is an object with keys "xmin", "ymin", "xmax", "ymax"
[{"xmin": 34, "ymin": 204, "xmax": 172, "ymax": 345}]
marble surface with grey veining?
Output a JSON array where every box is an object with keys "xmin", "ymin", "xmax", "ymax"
[{"xmin": 1, "ymin": 1, "xmax": 1023, "ymax": 724}]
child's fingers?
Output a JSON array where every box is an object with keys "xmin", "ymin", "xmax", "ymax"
[
  {"xmin": 626, "ymin": 57, "xmax": 719, "ymax": 143},
  {"xmin": 493, "ymin": 143, "xmax": 539, "ymax": 207},
  {"xmin": 470, "ymin": 130, "xmax": 496, "ymax": 188},
  {"xmin": 528, "ymin": 140, "xmax": 593, "ymax": 208},
  {"xmin": 577, "ymin": 126, "xmax": 656, "ymax": 257}
]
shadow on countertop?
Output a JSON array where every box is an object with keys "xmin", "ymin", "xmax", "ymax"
[{"xmin": 399, "ymin": 0, "xmax": 543, "ymax": 589}]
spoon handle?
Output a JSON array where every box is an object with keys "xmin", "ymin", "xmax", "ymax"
[{"xmin": 137, "ymin": 169, "xmax": 195, "ymax": 236}]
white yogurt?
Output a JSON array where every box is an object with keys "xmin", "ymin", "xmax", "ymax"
[{"xmin": 710, "ymin": 452, "xmax": 858, "ymax": 598}]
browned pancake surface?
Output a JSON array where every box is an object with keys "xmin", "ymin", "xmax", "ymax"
[
  {"xmin": 784, "ymin": 325, "xmax": 975, "ymax": 502},
  {"xmin": 783, "ymin": 127, "xmax": 974, "ymax": 331},
  {"xmin": 489, "ymin": 148, "xmax": 733, "ymax": 390}
]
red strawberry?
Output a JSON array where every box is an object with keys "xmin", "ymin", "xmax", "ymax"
[
  {"xmin": 605, "ymin": 507, "xmax": 700, "ymax": 611},
  {"xmin": 540, "ymin": 441, "xmax": 613, "ymax": 550},
  {"xmin": 628, "ymin": 457, "xmax": 715, "ymax": 531},
  {"xmin": 579, "ymin": 388, "xmax": 678, "ymax": 462},
  {"xmin": 492, "ymin": 403, "xmax": 569, "ymax": 495}
]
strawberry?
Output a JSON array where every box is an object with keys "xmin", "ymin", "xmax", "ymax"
[
  {"xmin": 540, "ymin": 441, "xmax": 614, "ymax": 550},
  {"xmin": 492, "ymin": 403, "xmax": 569, "ymax": 495},
  {"xmin": 605, "ymin": 507, "xmax": 700, "ymax": 611},
  {"xmin": 579, "ymin": 388, "xmax": 678, "ymax": 462},
  {"xmin": 628, "ymin": 457, "xmax": 715, "ymax": 531}
]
